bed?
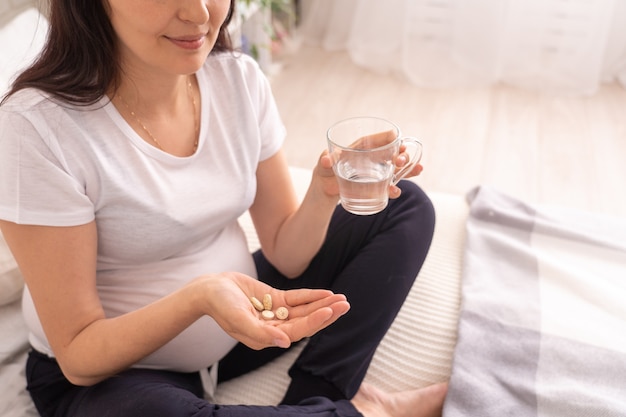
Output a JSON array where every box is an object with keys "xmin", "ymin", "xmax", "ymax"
[{"xmin": 2, "ymin": 5, "xmax": 626, "ymax": 417}]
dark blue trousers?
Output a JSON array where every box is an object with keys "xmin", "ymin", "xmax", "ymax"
[{"xmin": 26, "ymin": 181, "xmax": 435, "ymax": 417}]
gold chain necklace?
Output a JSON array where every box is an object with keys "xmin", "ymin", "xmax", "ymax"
[{"xmin": 117, "ymin": 78, "xmax": 199, "ymax": 152}]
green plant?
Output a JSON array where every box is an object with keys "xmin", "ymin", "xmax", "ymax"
[{"xmin": 243, "ymin": 0, "xmax": 292, "ymax": 15}]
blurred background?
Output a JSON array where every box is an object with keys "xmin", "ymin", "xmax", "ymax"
[{"xmin": 250, "ymin": 0, "xmax": 626, "ymax": 218}]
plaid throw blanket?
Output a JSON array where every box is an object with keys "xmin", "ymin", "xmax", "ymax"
[{"xmin": 444, "ymin": 186, "xmax": 626, "ymax": 416}]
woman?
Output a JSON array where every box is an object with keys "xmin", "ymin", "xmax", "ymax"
[{"xmin": 0, "ymin": 1, "xmax": 446, "ymax": 416}]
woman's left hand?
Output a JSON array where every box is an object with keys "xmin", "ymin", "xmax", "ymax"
[
  {"xmin": 314, "ymin": 151, "xmax": 342, "ymax": 200},
  {"xmin": 315, "ymin": 146, "xmax": 424, "ymax": 201},
  {"xmin": 389, "ymin": 144, "xmax": 423, "ymax": 199}
]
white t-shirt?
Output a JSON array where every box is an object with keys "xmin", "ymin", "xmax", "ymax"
[{"xmin": 0, "ymin": 53, "xmax": 286, "ymax": 372}]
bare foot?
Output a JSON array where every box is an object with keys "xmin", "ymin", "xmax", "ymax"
[{"xmin": 351, "ymin": 382, "xmax": 448, "ymax": 417}]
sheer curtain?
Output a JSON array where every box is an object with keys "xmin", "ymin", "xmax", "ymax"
[{"xmin": 299, "ymin": 0, "xmax": 626, "ymax": 95}]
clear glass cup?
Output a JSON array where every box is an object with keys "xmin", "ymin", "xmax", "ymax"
[{"xmin": 327, "ymin": 116, "xmax": 423, "ymax": 215}]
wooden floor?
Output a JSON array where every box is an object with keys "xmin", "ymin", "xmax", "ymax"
[{"xmin": 268, "ymin": 45, "xmax": 626, "ymax": 219}]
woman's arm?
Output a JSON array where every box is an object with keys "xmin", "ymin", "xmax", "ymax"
[
  {"xmin": 0, "ymin": 220, "xmax": 349, "ymax": 386},
  {"xmin": 248, "ymin": 149, "xmax": 340, "ymax": 278},
  {"xmin": 250, "ymin": 147, "xmax": 424, "ymax": 278},
  {"xmin": 0, "ymin": 220, "xmax": 208, "ymax": 385}
]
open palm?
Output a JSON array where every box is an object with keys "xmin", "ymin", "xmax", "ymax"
[{"xmin": 206, "ymin": 272, "xmax": 350, "ymax": 350}]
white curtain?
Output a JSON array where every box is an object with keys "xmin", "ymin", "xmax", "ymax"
[{"xmin": 299, "ymin": 0, "xmax": 626, "ymax": 95}]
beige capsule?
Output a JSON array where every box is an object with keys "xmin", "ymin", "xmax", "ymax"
[
  {"xmin": 250, "ymin": 296, "xmax": 264, "ymax": 312},
  {"xmin": 275, "ymin": 306, "xmax": 289, "ymax": 320},
  {"xmin": 262, "ymin": 293, "xmax": 273, "ymax": 310}
]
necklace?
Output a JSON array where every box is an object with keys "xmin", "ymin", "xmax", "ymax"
[{"xmin": 117, "ymin": 78, "xmax": 199, "ymax": 152}]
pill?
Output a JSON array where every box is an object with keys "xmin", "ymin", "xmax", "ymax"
[
  {"xmin": 275, "ymin": 306, "xmax": 289, "ymax": 320},
  {"xmin": 261, "ymin": 310, "xmax": 275, "ymax": 320},
  {"xmin": 250, "ymin": 296, "xmax": 264, "ymax": 312},
  {"xmin": 262, "ymin": 293, "xmax": 272, "ymax": 310}
]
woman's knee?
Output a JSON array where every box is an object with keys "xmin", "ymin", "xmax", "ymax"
[{"xmin": 393, "ymin": 180, "xmax": 436, "ymax": 232}]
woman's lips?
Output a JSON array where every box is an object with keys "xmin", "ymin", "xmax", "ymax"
[{"xmin": 166, "ymin": 35, "xmax": 206, "ymax": 50}]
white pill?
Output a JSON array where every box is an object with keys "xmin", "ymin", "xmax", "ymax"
[
  {"xmin": 275, "ymin": 306, "xmax": 289, "ymax": 320},
  {"xmin": 261, "ymin": 310, "xmax": 275, "ymax": 320}
]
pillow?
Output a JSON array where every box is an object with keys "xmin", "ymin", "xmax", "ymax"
[
  {"xmin": 0, "ymin": 6, "xmax": 48, "ymax": 95},
  {"xmin": 0, "ymin": 233, "xmax": 22, "ymax": 306},
  {"xmin": 443, "ymin": 186, "xmax": 626, "ymax": 416},
  {"xmin": 0, "ymin": 7, "xmax": 48, "ymax": 304},
  {"xmin": 0, "ymin": 297, "xmax": 38, "ymax": 417}
]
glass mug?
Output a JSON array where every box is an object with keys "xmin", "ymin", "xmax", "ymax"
[{"xmin": 327, "ymin": 116, "xmax": 423, "ymax": 215}]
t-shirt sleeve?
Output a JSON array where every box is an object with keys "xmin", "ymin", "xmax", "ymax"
[
  {"xmin": 0, "ymin": 108, "xmax": 95, "ymax": 226},
  {"xmin": 242, "ymin": 56, "xmax": 287, "ymax": 161}
]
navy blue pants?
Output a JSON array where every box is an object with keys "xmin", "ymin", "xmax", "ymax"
[{"xmin": 26, "ymin": 181, "xmax": 435, "ymax": 417}]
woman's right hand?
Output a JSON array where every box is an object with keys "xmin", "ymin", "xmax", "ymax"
[{"xmin": 193, "ymin": 272, "xmax": 350, "ymax": 350}]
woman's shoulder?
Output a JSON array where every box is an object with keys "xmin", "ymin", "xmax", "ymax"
[
  {"xmin": 0, "ymin": 88, "xmax": 94, "ymax": 117},
  {"xmin": 0, "ymin": 89, "xmax": 55, "ymax": 132},
  {"xmin": 1, "ymin": 88, "xmax": 49, "ymax": 112},
  {"xmin": 1, "ymin": 88, "xmax": 104, "ymax": 124}
]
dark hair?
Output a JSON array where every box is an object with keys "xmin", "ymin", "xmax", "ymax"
[{"xmin": 1, "ymin": 0, "xmax": 235, "ymax": 106}]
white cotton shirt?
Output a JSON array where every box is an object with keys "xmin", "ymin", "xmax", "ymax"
[{"xmin": 0, "ymin": 53, "xmax": 286, "ymax": 372}]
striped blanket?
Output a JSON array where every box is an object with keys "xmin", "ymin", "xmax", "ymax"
[{"xmin": 444, "ymin": 186, "xmax": 626, "ymax": 416}]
